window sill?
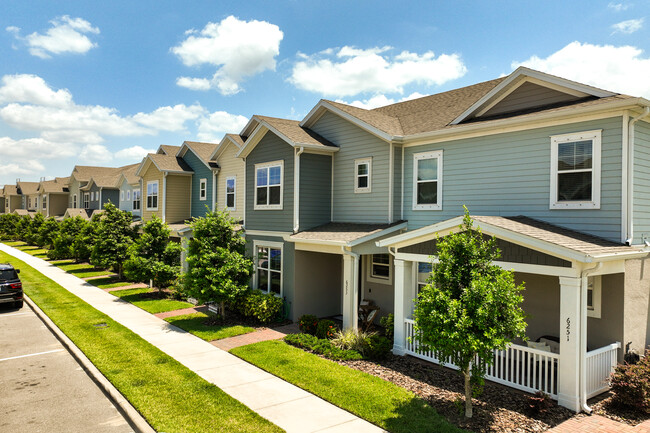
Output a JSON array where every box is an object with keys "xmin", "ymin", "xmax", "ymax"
[
  {"xmin": 550, "ymin": 201, "xmax": 599, "ymax": 210},
  {"xmin": 254, "ymin": 205, "xmax": 283, "ymax": 210},
  {"xmin": 413, "ymin": 204, "xmax": 442, "ymax": 211}
]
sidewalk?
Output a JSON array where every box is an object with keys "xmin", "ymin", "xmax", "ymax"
[{"xmin": 0, "ymin": 244, "xmax": 383, "ymax": 433}]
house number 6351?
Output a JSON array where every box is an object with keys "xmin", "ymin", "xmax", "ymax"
[{"xmin": 565, "ymin": 317, "xmax": 571, "ymax": 342}]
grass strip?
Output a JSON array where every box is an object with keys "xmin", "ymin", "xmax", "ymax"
[
  {"xmin": 164, "ymin": 312, "xmax": 255, "ymax": 341},
  {"xmin": 0, "ymin": 251, "xmax": 282, "ymax": 433},
  {"xmin": 2, "ymin": 241, "xmax": 26, "ymax": 247},
  {"xmin": 52, "ymin": 261, "xmax": 111, "ymax": 278},
  {"xmin": 111, "ymin": 287, "xmax": 193, "ymax": 314},
  {"xmin": 232, "ymin": 340, "xmax": 467, "ymax": 433},
  {"xmin": 87, "ymin": 277, "xmax": 135, "ymax": 289}
]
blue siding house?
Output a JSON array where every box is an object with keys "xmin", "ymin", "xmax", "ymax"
[{"xmin": 176, "ymin": 141, "xmax": 219, "ymax": 219}]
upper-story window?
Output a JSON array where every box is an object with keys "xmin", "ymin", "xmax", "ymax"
[
  {"xmin": 42, "ymin": 195, "xmax": 46, "ymax": 209},
  {"xmin": 72, "ymin": 194, "xmax": 77, "ymax": 208},
  {"xmin": 120, "ymin": 191, "xmax": 124, "ymax": 201},
  {"xmin": 34, "ymin": 197, "xmax": 38, "ymax": 208},
  {"xmin": 550, "ymin": 130, "xmax": 601, "ymax": 209},
  {"xmin": 199, "ymin": 178, "xmax": 207, "ymax": 201},
  {"xmin": 413, "ymin": 150, "xmax": 442, "ymax": 210},
  {"xmin": 147, "ymin": 181, "xmax": 159, "ymax": 210},
  {"xmin": 354, "ymin": 158, "xmax": 372, "ymax": 193},
  {"xmin": 90, "ymin": 191, "xmax": 94, "ymax": 201},
  {"xmin": 255, "ymin": 161, "xmax": 283, "ymax": 210},
  {"xmin": 133, "ymin": 189, "xmax": 141, "ymax": 210},
  {"xmin": 83, "ymin": 193, "xmax": 89, "ymax": 209},
  {"xmin": 126, "ymin": 190, "xmax": 130, "ymax": 201},
  {"xmin": 226, "ymin": 176, "xmax": 236, "ymax": 210},
  {"xmin": 367, "ymin": 253, "xmax": 392, "ymax": 284}
]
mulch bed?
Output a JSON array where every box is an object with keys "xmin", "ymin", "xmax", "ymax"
[{"xmin": 336, "ymin": 354, "xmax": 647, "ymax": 433}]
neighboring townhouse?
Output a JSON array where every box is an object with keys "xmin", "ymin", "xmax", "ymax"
[
  {"xmin": 0, "ymin": 194, "xmax": 4, "ymax": 213},
  {"xmin": 176, "ymin": 141, "xmax": 219, "ymax": 219},
  {"xmin": 240, "ymin": 67, "xmax": 650, "ymax": 412},
  {"xmin": 2, "ymin": 185, "xmax": 22, "ymax": 213},
  {"xmin": 17, "ymin": 181, "xmax": 40, "ymax": 212},
  {"xmin": 80, "ymin": 172, "xmax": 121, "ymax": 211},
  {"xmin": 211, "ymin": 134, "xmax": 246, "ymax": 222},
  {"xmin": 67, "ymin": 166, "xmax": 117, "ymax": 210},
  {"xmin": 116, "ymin": 163, "xmax": 141, "ymax": 218},
  {"xmin": 36, "ymin": 177, "xmax": 70, "ymax": 217},
  {"xmin": 135, "ymin": 147, "xmax": 194, "ymax": 226}
]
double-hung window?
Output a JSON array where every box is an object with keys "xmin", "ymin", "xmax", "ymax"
[
  {"xmin": 146, "ymin": 181, "xmax": 158, "ymax": 210},
  {"xmin": 42, "ymin": 195, "xmax": 46, "ymax": 210},
  {"xmin": 73, "ymin": 194, "xmax": 77, "ymax": 208},
  {"xmin": 120, "ymin": 191, "xmax": 124, "ymax": 201},
  {"xmin": 83, "ymin": 193, "xmax": 89, "ymax": 209},
  {"xmin": 226, "ymin": 176, "xmax": 236, "ymax": 210},
  {"xmin": 90, "ymin": 191, "xmax": 94, "ymax": 201},
  {"xmin": 255, "ymin": 243, "xmax": 282, "ymax": 295},
  {"xmin": 126, "ymin": 190, "xmax": 130, "ymax": 201},
  {"xmin": 255, "ymin": 161, "xmax": 283, "ymax": 209},
  {"xmin": 413, "ymin": 150, "xmax": 442, "ymax": 210},
  {"xmin": 132, "ymin": 189, "xmax": 141, "ymax": 210},
  {"xmin": 550, "ymin": 130, "xmax": 601, "ymax": 209},
  {"xmin": 368, "ymin": 253, "xmax": 391, "ymax": 284},
  {"xmin": 34, "ymin": 197, "xmax": 38, "ymax": 208},
  {"xmin": 416, "ymin": 262, "xmax": 433, "ymax": 294},
  {"xmin": 354, "ymin": 158, "xmax": 371, "ymax": 193},
  {"xmin": 199, "ymin": 179, "xmax": 207, "ymax": 201}
]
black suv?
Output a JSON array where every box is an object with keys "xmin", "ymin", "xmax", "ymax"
[{"xmin": 0, "ymin": 263, "xmax": 22, "ymax": 309}]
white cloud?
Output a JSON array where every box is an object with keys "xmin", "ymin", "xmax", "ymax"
[
  {"xmin": 289, "ymin": 46, "xmax": 467, "ymax": 98},
  {"xmin": 79, "ymin": 144, "xmax": 113, "ymax": 164},
  {"xmin": 512, "ymin": 41, "xmax": 650, "ymax": 98},
  {"xmin": 0, "ymin": 74, "xmax": 72, "ymax": 107},
  {"xmin": 115, "ymin": 145, "xmax": 155, "ymax": 160},
  {"xmin": 132, "ymin": 104, "xmax": 205, "ymax": 132},
  {"xmin": 171, "ymin": 16, "xmax": 283, "ymax": 95},
  {"xmin": 8, "ymin": 15, "xmax": 99, "ymax": 59},
  {"xmin": 0, "ymin": 136, "xmax": 77, "ymax": 159},
  {"xmin": 196, "ymin": 111, "xmax": 249, "ymax": 142},
  {"xmin": 608, "ymin": 2, "xmax": 630, "ymax": 11},
  {"xmin": 0, "ymin": 160, "xmax": 45, "ymax": 177},
  {"xmin": 338, "ymin": 92, "xmax": 427, "ymax": 110},
  {"xmin": 612, "ymin": 18, "xmax": 644, "ymax": 34}
]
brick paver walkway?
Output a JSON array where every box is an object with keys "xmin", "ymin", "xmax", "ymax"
[
  {"xmin": 548, "ymin": 415, "xmax": 650, "ymax": 433},
  {"xmin": 154, "ymin": 305, "xmax": 208, "ymax": 319},
  {"xmin": 212, "ymin": 323, "xmax": 300, "ymax": 351}
]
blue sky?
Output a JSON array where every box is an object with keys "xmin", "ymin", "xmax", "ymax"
[{"xmin": 1, "ymin": 0, "xmax": 649, "ymax": 186}]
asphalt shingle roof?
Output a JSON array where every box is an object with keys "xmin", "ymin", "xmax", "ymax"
[
  {"xmin": 184, "ymin": 141, "xmax": 219, "ymax": 163},
  {"xmin": 149, "ymin": 154, "xmax": 193, "ymax": 173},
  {"xmin": 290, "ymin": 221, "xmax": 405, "ymax": 243},
  {"xmin": 257, "ymin": 115, "xmax": 337, "ymax": 149}
]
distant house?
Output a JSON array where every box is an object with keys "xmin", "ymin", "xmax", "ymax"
[
  {"xmin": 211, "ymin": 134, "xmax": 246, "ymax": 222},
  {"xmin": 36, "ymin": 177, "xmax": 70, "ymax": 217},
  {"xmin": 176, "ymin": 141, "xmax": 219, "ymax": 219},
  {"xmin": 17, "ymin": 181, "xmax": 40, "ymax": 212},
  {"xmin": 116, "ymin": 164, "xmax": 141, "ymax": 218},
  {"xmin": 67, "ymin": 166, "xmax": 117, "ymax": 210},
  {"xmin": 1, "ymin": 185, "xmax": 21, "ymax": 213}
]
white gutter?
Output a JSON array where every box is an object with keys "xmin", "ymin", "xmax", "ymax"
[
  {"xmin": 293, "ymin": 147, "xmax": 304, "ymax": 233},
  {"xmin": 625, "ymin": 106, "xmax": 650, "ymax": 245},
  {"xmin": 242, "ymin": 158, "xmax": 246, "ymax": 229},
  {"xmin": 580, "ymin": 262, "xmax": 602, "ymax": 413},
  {"xmin": 212, "ymin": 170, "xmax": 217, "ymax": 212},
  {"xmin": 162, "ymin": 173, "xmax": 167, "ymax": 223}
]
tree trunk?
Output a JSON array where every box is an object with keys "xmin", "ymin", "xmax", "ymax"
[
  {"xmin": 464, "ymin": 365, "xmax": 473, "ymax": 418},
  {"xmin": 219, "ymin": 301, "xmax": 225, "ymax": 320}
]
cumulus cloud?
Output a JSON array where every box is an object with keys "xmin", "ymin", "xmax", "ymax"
[
  {"xmin": 0, "ymin": 160, "xmax": 46, "ymax": 177},
  {"xmin": 608, "ymin": 2, "xmax": 630, "ymax": 11},
  {"xmin": 0, "ymin": 74, "xmax": 72, "ymax": 107},
  {"xmin": 197, "ymin": 111, "xmax": 249, "ymax": 142},
  {"xmin": 289, "ymin": 46, "xmax": 467, "ymax": 98},
  {"xmin": 338, "ymin": 92, "xmax": 427, "ymax": 110},
  {"xmin": 0, "ymin": 136, "xmax": 77, "ymax": 159},
  {"xmin": 79, "ymin": 144, "xmax": 113, "ymax": 164},
  {"xmin": 7, "ymin": 15, "xmax": 99, "ymax": 59},
  {"xmin": 132, "ymin": 104, "xmax": 205, "ymax": 132},
  {"xmin": 115, "ymin": 145, "xmax": 156, "ymax": 160},
  {"xmin": 612, "ymin": 18, "xmax": 644, "ymax": 34},
  {"xmin": 512, "ymin": 41, "xmax": 650, "ymax": 98},
  {"xmin": 171, "ymin": 16, "xmax": 283, "ymax": 95}
]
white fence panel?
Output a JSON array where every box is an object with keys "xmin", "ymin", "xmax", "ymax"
[{"xmin": 585, "ymin": 342, "xmax": 620, "ymax": 399}]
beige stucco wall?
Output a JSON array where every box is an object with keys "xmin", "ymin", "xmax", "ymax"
[
  {"xmin": 361, "ymin": 254, "xmax": 395, "ymax": 320},
  {"xmin": 8, "ymin": 196, "xmax": 21, "ymax": 212},
  {"xmin": 624, "ymin": 258, "xmax": 650, "ymax": 354},
  {"xmin": 49, "ymin": 193, "xmax": 69, "ymax": 217},
  {"xmin": 141, "ymin": 163, "xmax": 163, "ymax": 223},
  {"xmin": 165, "ymin": 174, "xmax": 191, "ymax": 224},
  {"xmin": 215, "ymin": 143, "xmax": 245, "ymax": 222},
  {"xmin": 293, "ymin": 250, "xmax": 342, "ymax": 319}
]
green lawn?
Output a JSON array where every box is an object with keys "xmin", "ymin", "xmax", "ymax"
[
  {"xmin": 232, "ymin": 341, "xmax": 467, "ymax": 433},
  {"xmin": 52, "ymin": 261, "xmax": 112, "ymax": 278},
  {"xmin": 0, "ymin": 251, "xmax": 282, "ymax": 433},
  {"xmin": 111, "ymin": 287, "xmax": 192, "ymax": 314},
  {"xmin": 87, "ymin": 277, "xmax": 135, "ymax": 290},
  {"xmin": 2, "ymin": 240, "xmax": 26, "ymax": 247},
  {"xmin": 164, "ymin": 312, "xmax": 255, "ymax": 341}
]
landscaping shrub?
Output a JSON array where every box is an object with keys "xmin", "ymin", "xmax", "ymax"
[
  {"xmin": 37, "ymin": 217, "xmax": 60, "ymax": 248},
  {"xmin": 71, "ymin": 215, "xmax": 99, "ymax": 262},
  {"xmin": 236, "ymin": 290, "xmax": 283, "ymax": 324},
  {"xmin": 0, "ymin": 214, "xmax": 20, "ymax": 239},
  {"xmin": 298, "ymin": 314, "xmax": 319, "ymax": 335},
  {"xmin": 380, "ymin": 313, "xmax": 394, "ymax": 341},
  {"xmin": 91, "ymin": 203, "xmax": 135, "ymax": 277},
  {"xmin": 316, "ymin": 319, "xmax": 338, "ymax": 339},
  {"xmin": 284, "ymin": 333, "xmax": 362, "ymax": 361},
  {"xmin": 25, "ymin": 213, "xmax": 45, "ymax": 245},
  {"xmin": 331, "ymin": 329, "xmax": 391, "ymax": 360},
  {"xmin": 526, "ymin": 391, "xmax": 553, "ymax": 416},
  {"xmin": 365, "ymin": 335, "xmax": 392, "ymax": 359},
  {"xmin": 610, "ymin": 349, "xmax": 650, "ymax": 413}
]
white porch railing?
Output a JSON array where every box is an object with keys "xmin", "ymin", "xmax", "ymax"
[{"xmin": 585, "ymin": 342, "xmax": 620, "ymax": 398}]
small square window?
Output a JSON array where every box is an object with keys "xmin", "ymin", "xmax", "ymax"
[{"xmin": 354, "ymin": 158, "xmax": 371, "ymax": 193}]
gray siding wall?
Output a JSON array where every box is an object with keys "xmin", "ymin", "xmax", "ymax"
[
  {"xmin": 310, "ymin": 111, "xmax": 391, "ymax": 223},
  {"xmin": 299, "ymin": 153, "xmax": 331, "ymax": 230},
  {"xmin": 102, "ymin": 189, "xmax": 119, "ymax": 209},
  {"xmin": 633, "ymin": 120, "xmax": 650, "ymax": 243},
  {"xmin": 88, "ymin": 184, "xmax": 100, "ymax": 210},
  {"xmin": 183, "ymin": 150, "xmax": 214, "ymax": 218},
  {"xmin": 118, "ymin": 179, "xmax": 134, "ymax": 214},
  {"xmin": 245, "ymin": 132, "xmax": 294, "ymax": 232},
  {"xmin": 403, "ymin": 117, "xmax": 624, "ymax": 242}
]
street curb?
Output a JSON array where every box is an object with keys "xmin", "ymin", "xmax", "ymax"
[{"xmin": 24, "ymin": 294, "xmax": 157, "ymax": 433}]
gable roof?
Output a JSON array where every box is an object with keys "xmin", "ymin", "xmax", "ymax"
[
  {"xmin": 39, "ymin": 179, "xmax": 69, "ymax": 194},
  {"xmin": 237, "ymin": 115, "xmax": 338, "ymax": 158},
  {"xmin": 3, "ymin": 185, "xmax": 18, "ymax": 196},
  {"xmin": 71, "ymin": 165, "xmax": 117, "ymax": 183},
  {"xmin": 177, "ymin": 141, "xmax": 219, "ymax": 170},
  {"xmin": 136, "ymin": 153, "xmax": 194, "ymax": 176},
  {"xmin": 210, "ymin": 133, "xmax": 245, "ymax": 160},
  {"xmin": 17, "ymin": 181, "xmax": 39, "ymax": 195},
  {"xmin": 157, "ymin": 144, "xmax": 181, "ymax": 155},
  {"xmin": 115, "ymin": 163, "xmax": 140, "ymax": 186}
]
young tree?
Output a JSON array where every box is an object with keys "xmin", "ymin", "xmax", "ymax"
[
  {"xmin": 0, "ymin": 214, "xmax": 20, "ymax": 239},
  {"xmin": 414, "ymin": 208, "xmax": 527, "ymax": 418},
  {"xmin": 16, "ymin": 215, "xmax": 32, "ymax": 242},
  {"xmin": 183, "ymin": 210, "xmax": 252, "ymax": 319},
  {"xmin": 48, "ymin": 216, "xmax": 88, "ymax": 260},
  {"xmin": 37, "ymin": 217, "xmax": 60, "ymax": 248},
  {"xmin": 91, "ymin": 203, "xmax": 135, "ymax": 277},
  {"xmin": 71, "ymin": 215, "xmax": 99, "ymax": 262},
  {"xmin": 25, "ymin": 213, "xmax": 45, "ymax": 245}
]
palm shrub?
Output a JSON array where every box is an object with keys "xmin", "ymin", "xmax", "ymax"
[
  {"xmin": 91, "ymin": 203, "xmax": 135, "ymax": 276},
  {"xmin": 48, "ymin": 217, "xmax": 87, "ymax": 260},
  {"xmin": 37, "ymin": 217, "xmax": 60, "ymax": 248},
  {"xmin": 182, "ymin": 210, "xmax": 252, "ymax": 319}
]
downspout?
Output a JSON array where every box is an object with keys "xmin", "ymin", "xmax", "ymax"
[
  {"xmin": 580, "ymin": 262, "xmax": 602, "ymax": 414},
  {"xmin": 162, "ymin": 173, "xmax": 167, "ymax": 223},
  {"xmin": 242, "ymin": 158, "xmax": 246, "ymax": 229},
  {"xmin": 293, "ymin": 147, "xmax": 304, "ymax": 233},
  {"xmin": 331, "ymin": 153, "xmax": 334, "ymax": 221},
  {"xmin": 212, "ymin": 170, "xmax": 217, "ymax": 212},
  {"xmin": 626, "ymin": 107, "xmax": 650, "ymax": 245}
]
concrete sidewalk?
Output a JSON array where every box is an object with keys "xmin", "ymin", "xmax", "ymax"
[{"xmin": 1, "ymin": 244, "xmax": 384, "ymax": 433}]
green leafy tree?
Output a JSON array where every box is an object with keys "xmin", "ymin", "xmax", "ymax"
[
  {"xmin": 0, "ymin": 214, "xmax": 20, "ymax": 239},
  {"xmin": 183, "ymin": 210, "xmax": 252, "ymax": 319},
  {"xmin": 48, "ymin": 217, "xmax": 88, "ymax": 260},
  {"xmin": 16, "ymin": 215, "xmax": 32, "ymax": 242},
  {"xmin": 25, "ymin": 213, "xmax": 45, "ymax": 244},
  {"xmin": 414, "ymin": 208, "xmax": 527, "ymax": 418},
  {"xmin": 71, "ymin": 215, "xmax": 99, "ymax": 262},
  {"xmin": 37, "ymin": 217, "xmax": 60, "ymax": 248},
  {"xmin": 91, "ymin": 203, "xmax": 135, "ymax": 277}
]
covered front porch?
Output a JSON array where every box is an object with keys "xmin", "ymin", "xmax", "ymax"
[{"xmin": 378, "ymin": 215, "xmax": 648, "ymax": 412}]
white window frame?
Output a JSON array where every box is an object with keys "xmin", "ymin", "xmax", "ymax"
[
  {"xmin": 354, "ymin": 157, "xmax": 372, "ymax": 193},
  {"xmin": 42, "ymin": 195, "xmax": 46, "ymax": 209},
  {"xmin": 120, "ymin": 191, "xmax": 124, "ymax": 201},
  {"xmin": 253, "ymin": 240, "xmax": 283, "ymax": 297},
  {"xmin": 587, "ymin": 275, "xmax": 602, "ymax": 319},
  {"xmin": 199, "ymin": 178, "xmax": 207, "ymax": 201},
  {"xmin": 126, "ymin": 190, "xmax": 130, "ymax": 201},
  {"xmin": 90, "ymin": 191, "xmax": 94, "ymax": 201},
  {"xmin": 412, "ymin": 150, "xmax": 443, "ymax": 210},
  {"xmin": 254, "ymin": 160, "xmax": 284, "ymax": 210},
  {"xmin": 132, "ymin": 189, "xmax": 141, "ymax": 211},
  {"xmin": 366, "ymin": 253, "xmax": 392, "ymax": 285},
  {"xmin": 146, "ymin": 180, "xmax": 159, "ymax": 211},
  {"xmin": 34, "ymin": 197, "xmax": 38, "ymax": 208},
  {"xmin": 415, "ymin": 261, "xmax": 434, "ymax": 295},
  {"xmin": 225, "ymin": 176, "xmax": 236, "ymax": 210},
  {"xmin": 550, "ymin": 130, "xmax": 601, "ymax": 210},
  {"xmin": 73, "ymin": 194, "xmax": 77, "ymax": 208},
  {"xmin": 83, "ymin": 193, "xmax": 89, "ymax": 209}
]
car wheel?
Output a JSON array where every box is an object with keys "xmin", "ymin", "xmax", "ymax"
[{"xmin": 14, "ymin": 300, "xmax": 23, "ymax": 309}]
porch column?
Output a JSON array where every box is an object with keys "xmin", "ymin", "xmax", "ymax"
[
  {"xmin": 180, "ymin": 235, "xmax": 189, "ymax": 275},
  {"xmin": 558, "ymin": 276, "xmax": 582, "ymax": 412},
  {"xmin": 342, "ymin": 252, "xmax": 359, "ymax": 331},
  {"xmin": 393, "ymin": 259, "xmax": 413, "ymax": 355}
]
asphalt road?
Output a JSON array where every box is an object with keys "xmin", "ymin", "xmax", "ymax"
[{"xmin": 0, "ymin": 302, "xmax": 134, "ymax": 433}]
